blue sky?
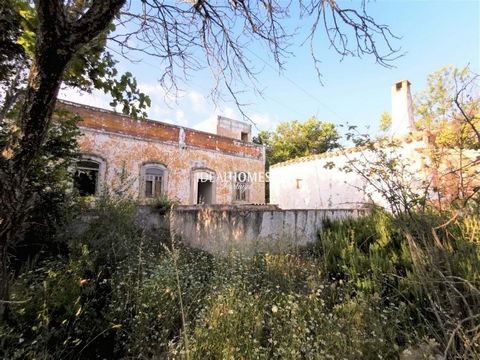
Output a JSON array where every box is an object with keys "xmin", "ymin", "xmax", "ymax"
[{"xmin": 59, "ymin": 0, "xmax": 479, "ymax": 137}]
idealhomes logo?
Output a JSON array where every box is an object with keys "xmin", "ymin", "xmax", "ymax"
[{"xmin": 197, "ymin": 172, "xmax": 270, "ymax": 190}]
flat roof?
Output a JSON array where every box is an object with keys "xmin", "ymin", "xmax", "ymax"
[{"xmin": 57, "ymin": 100, "xmax": 264, "ymax": 160}]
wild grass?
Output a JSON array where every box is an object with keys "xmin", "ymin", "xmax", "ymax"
[{"xmin": 1, "ymin": 196, "xmax": 478, "ymax": 359}]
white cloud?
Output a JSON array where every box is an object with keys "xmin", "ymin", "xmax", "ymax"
[
  {"xmin": 188, "ymin": 91, "xmax": 208, "ymax": 113},
  {"xmin": 175, "ymin": 110, "xmax": 188, "ymax": 126},
  {"xmin": 220, "ymin": 106, "xmax": 237, "ymax": 119},
  {"xmin": 139, "ymin": 82, "xmax": 176, "ymax": 103},
  {"xmin": 250, "ymin": 112, "xmax": 278, "ymax": 133},
  {"xmin": 193, "ymin": 113, "xmax": 217, "ymax": 133},
  {"xmin": 193, "ymin": 106, "xmax": 239, "ymax": 134},
  {"xmin": 59, "ymin": 81, "xmax": 269, "ymax": 134},
  {"xmin": 138, "ymin": 82, "xmax": 202, "ymax": 125},
  {"xmin": 58, "ymin": 86, "xmax": 111, "ymax": 109}
]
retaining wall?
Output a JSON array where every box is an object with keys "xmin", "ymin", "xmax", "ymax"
[{"xmin": 168, "ymin": 205, "xmax": 368, "ymax": 253}]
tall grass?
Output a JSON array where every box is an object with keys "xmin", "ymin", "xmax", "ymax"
[
  {"xmin": 316, "ymin": 209, "xmax": 480, "ymax": 358},
  {"xmin": 1, "ymin": 197, "xmax": 478, "ymax": 359}
]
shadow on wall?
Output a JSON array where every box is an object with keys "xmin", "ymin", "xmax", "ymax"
[{"xmin": 166, "ymin": 205, "xmax": 369, "ymax": 254}]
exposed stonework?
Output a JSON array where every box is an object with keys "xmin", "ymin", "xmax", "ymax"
[{"xmin": 59, "ymin": 101, "xmax": 266, "ymax": 204}]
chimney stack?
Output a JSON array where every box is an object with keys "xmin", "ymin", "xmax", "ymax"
[{"xmin": 390, "ymin": 80, "xmax": 415, "ymax": 136}]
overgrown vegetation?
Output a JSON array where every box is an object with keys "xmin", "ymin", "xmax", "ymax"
[
  {"xmin": 1, "ymin": 61, "xmax": 477, "ymax": 358},
  {"xmin": 0, "ymin": 0, "xmax": 401, "ymax": 317},
  {"xmin": 1, "ymin": 192, "xmax": 478, "ymax": 359}
]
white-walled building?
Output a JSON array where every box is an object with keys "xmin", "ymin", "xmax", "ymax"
[
  {"xmin": 269, "ymin": 133, "xmax": 430, "ymax": 209},
  {"xmin": 269, "ymin": 80, "xmax": 480, "ymax": 210}
]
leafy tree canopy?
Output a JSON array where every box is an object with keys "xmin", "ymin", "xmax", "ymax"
[
  {"xmin": 414, "ymin": 65, "xmax": 479, "ymax": 149},
  {"xmin": 0, "ymin": 0, "xmax": 151, "ymax": 119},
  {"xmin": 379, "ymin": 111, "xmax": 392, "ymax": 132},
  {"xmin": 254, "ymin": 118, "xmax": 340, "ymax": 167}
]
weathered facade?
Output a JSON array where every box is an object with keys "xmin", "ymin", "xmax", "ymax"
[
  {"xmin": 60, "ymin": 101, "xmax": 266, "ymax": 205},
  {"xmin": 133, "ymin": 204, "xmax": 368, "ymax": 253},
  {"xmin": 169, "ymin": 205, "xmax": 368, "ymax": 253}
]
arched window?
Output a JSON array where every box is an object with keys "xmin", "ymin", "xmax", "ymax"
[
  {"xmin": 141, "ymin": 163, "xmax": 167, "ymax": 198},
  {"xmin": 73, "ymin": 155, "xmax": 105, "ymax": 196},
  {"xmin": 234, "ymin": 171, "xmax": 250, "ymax": 202}
]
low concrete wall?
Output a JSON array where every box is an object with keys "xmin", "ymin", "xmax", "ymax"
[
  {"xmin": 75, "ymin": 205, "xmax": 366, "ymax": 253},
  {"xmin": 169, "ymin": 205, "xmax": 368, "ymax": 253},
  {"xmin": 136, "ymin": 205, "xmax": 171, "ymax": 241}
]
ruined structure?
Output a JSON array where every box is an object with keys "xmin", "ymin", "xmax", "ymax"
[
  {"xmin": 60, "ymin": 101, "xmax": 265, "ymax": 205},
  {"xmin": 270, "ymin": 81, "xmax": 480, "ymax": 210}
]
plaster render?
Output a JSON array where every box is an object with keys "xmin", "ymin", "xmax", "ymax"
[
  {"xmin": 60, "ymin": 101, "xmax": 266, "ymax": 204},
  {"xmin": 217, "ymin": 115, "xmax": 252, "ymax": 141},
  {"xmin": 269, "ymin": 78, "xmax": 480, "ymax": 211},
  {"xmin": 270, "ymin": 133, "xmax": 480, "ymax": 210},
  {"xmin": 269, "ymin": 135, "xmax": 433, "ymax": 210},
  {"xmin": 169, "ymin": 205, "xmax": 369, "ymax": 253},
  {"xmin": 391, "ymin": 80, "xmax": 415, "ymax": 137}
]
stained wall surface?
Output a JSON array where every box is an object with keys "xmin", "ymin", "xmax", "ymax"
[
  {"xmin": 169, "ymin": 205, "xmax": 369, "ymax": 253},
  {"xmin": 61, "ymin": 101, "xmax": 266, "ymax": 204},
  {"xmin": 217, "ymin": 115, "xmax": 252, "ymax": 141}
]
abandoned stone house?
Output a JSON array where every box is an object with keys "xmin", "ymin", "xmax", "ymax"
[
  {"xmin": 270, "ymin": 80, "xmax": 480, "ymax": 209},
  {"xmin": 59, "ymin": 101, "xmax": 265, "ymax": 205}
]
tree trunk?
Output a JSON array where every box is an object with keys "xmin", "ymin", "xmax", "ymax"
[
  {"xmin": 0, "ymin": 235, "xmax": 11, "ymax": 320},
  {"xmin": 0, "ymin": 2, "xmax": 72, "ymax": 319},
  {"xmin": 0, "ymin": 171, "xmax": 31, "ymax": 319},
  {"xmin": 0, "ymin": 50, "xmax": 70, "ymax": 320},
  {"xmin": 0, "ymin": 0, "xmax": 126, "ymax": 321}
]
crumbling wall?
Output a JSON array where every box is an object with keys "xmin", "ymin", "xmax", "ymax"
[
  {"xmin": 60, "ymin": 101, "xmax": 265, "ymax": 204},
  {"xmin": 169, "ymin": 205, "xmax": 368, "ymax": 253}
]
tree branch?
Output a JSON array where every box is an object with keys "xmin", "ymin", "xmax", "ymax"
[{"xmin": 71, "ymin": 0, "xmax": 126, "ymax": 49}]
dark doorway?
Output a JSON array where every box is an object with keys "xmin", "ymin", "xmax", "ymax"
[{"xmin": 197, "ymin": 180, "xmax": 213, "ymax": 204}]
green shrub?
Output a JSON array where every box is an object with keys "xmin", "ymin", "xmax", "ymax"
[
  {"xmin": 147, "ymin": 194, "xmax": 180, "ymax": 215},
  {"xmin": 315, "ymin": 209, "xmax": 480, "ymax": 358},
  {"xmin": 0, "ymin": 255, "xmax": 107, "ymax": 359},
  {"xmin": 107, "ymin": 244, "xmax": 213, "ymax": 358},
  {"xmin": 3, "ymin": 200, "xmax": 479, "ymax": 359},
  {"xmin": 183, "ymin": 251, "xmax": 404, "ymax": 359}
]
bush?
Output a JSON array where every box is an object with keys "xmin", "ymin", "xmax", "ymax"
[
  {"xmin": 315, "ymin": 209, "xmax": 480, "ymax": 358},
  {"xmin": 11, "ymin": 109, "xmax": 81, "ymax": 269},
  {"xmin": 2, "ymin": 199, "xmax": 479, "ymax": 359},
  {"xmin": 179, "ymin": 250, "xmax": 402, "ymax": 359}
]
